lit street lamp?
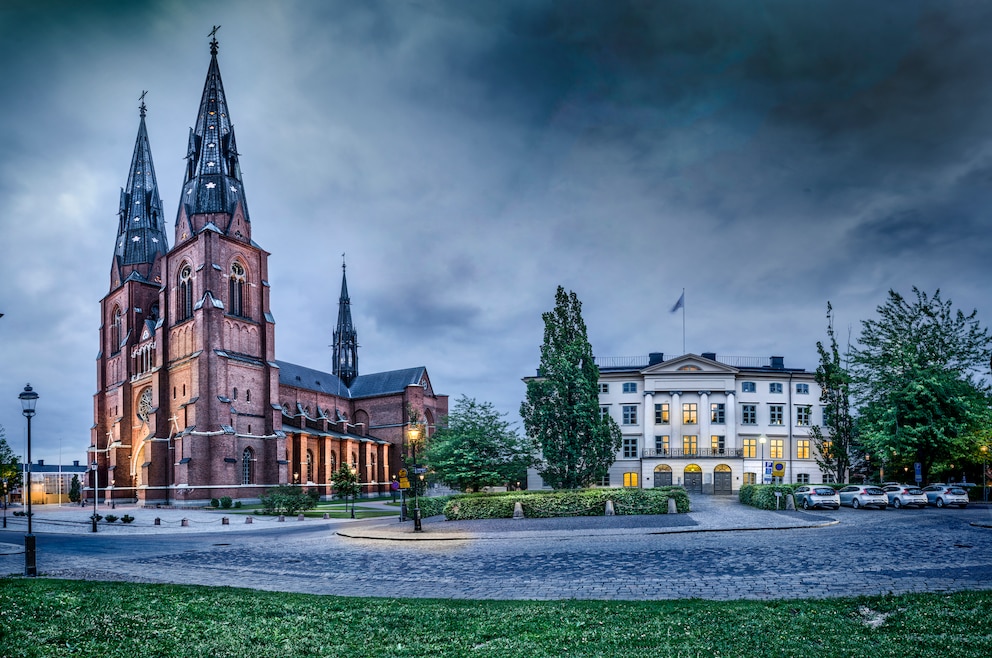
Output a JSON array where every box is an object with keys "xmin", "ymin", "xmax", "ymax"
[
  {"xmin": 18, "ymin": 383, "xmax": 38, "ymax": 577},
  {"xmin": 406, "ymin": 421, "xmax": 424, "ymax": 532},
  {"xmin": 982, "ymin": 445, "xmax": 989, "ymax": 504},
  {"xmin": 91, "ymin": 460, "xmax": 99, "ymax": 533}
]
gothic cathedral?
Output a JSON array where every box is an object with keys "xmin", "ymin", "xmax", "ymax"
[{"xmin": 91, "ymin": 36, "xmax": 447, "ymax": 505}]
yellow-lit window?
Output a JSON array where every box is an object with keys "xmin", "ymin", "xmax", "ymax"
[
  {"xmin": 683, "ymin": 403, "xmax": 697, "ymax": 424},
  {"xmin": 654, "ymin": 403, "xmax": 670, "ymax": 424},
  {"xmin": 623, "ymin": 472, "xmax": 639, "ymax": 487},
  {"xmin": 770, "ymin": 439, "xmax": 784, "ymax": 459},
  {"xmin": 797, "ymin": 440, "xmax": 810, "ymax": 459},
  {"xmin": 743, "ymin": 472, "xmax": 757, "ymax": 485},
  {"xmin": 822, "ymin": 440, "xmax": 833, "ymax": 459},
  {"xmin": 683, "ymin": 435, "xmax": 698, "ymax": 455},
  {"xmin": 743, "ymin": 438, "xmax": 756, "ymax": 458}
]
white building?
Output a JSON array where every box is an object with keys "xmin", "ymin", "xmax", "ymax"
[{"xmin": 527, "ymin": 352, "xmax": 830, "ymax": 494}]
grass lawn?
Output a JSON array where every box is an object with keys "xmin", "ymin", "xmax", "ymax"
[
  {"xmin": 213, "ymin": 502, "xmax": 397, "ymax": 519},
  {"xmin": 0, "ymin": 579, "xmax": 989, "ymax": 657}
]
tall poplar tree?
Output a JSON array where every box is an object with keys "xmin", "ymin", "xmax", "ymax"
[
  {"xmin": 521, "ymin": 287, "xmax": 621, "ymax": 489},
  {"xmin": 810, "ymin": 303, "xmax": 856, "ymax": 483}
]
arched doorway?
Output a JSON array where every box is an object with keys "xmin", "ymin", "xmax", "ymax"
[
  {"xmin": 684, "ymin": 464, "xmax": 702, "ymax": 492},
  {"xmin": 714, "ymin": 463, "xmax": 733, "ymax": 495},
  {"xmin": 654, "ymin": 464, "xmax": 673, "ymax": 487}
]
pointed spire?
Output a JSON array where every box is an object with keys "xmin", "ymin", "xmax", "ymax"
[
  {"xmin": 332, "ymin": 255, "xmax": 359, "ymax": 387},
  {"xmin": 176, "ymin": 29, "xmax": 250, "ymax": 242},
  {"xmin": 111, "ymin": 95, "xmax": 168, "ymax": 289}
]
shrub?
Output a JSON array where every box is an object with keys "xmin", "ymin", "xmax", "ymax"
[
  {"xmin": 259, "ymin": 485, "xmax": 318, "ymax": 515},
  {"xmin": 209, "ymin": 498, "xmax": 220, "ymax": 508},
  {"xmin": 739, "ymin": 483, "xmax": 805, "ymax": 510},
  {"xmin": 121, "ymin": 514, "xmax": 135, "ymax": 523},
  {"xmin": 233, "ymin": 501, "xmax": 242, "ymax": 508},
  {"xmin": 104, "ymin": 514, "xmax": 119, "ymax": 523},
  {"xmin": 439, "ymin": 488, "xmax": 690, "ymax": 520},
  {"xmin": 220, "ymin": 496, "xmax": 233, "ymax": 509},
  {"xmin": 90, "ymin": 513, "xmax": 103, "ymax": 523},
  {"xmin": 412, "ymin": 495, "xmax": 451, "ymax": 518}
]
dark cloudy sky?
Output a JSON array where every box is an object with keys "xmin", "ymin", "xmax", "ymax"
[{"xmin": 1, "ymin": 1, "xmax": 990, "ymax": 464}]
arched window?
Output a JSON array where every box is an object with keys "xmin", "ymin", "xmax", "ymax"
[
  {"xmin": 229, "ymin": 261, "xmax": 247, "ymax": 317},
  {"xmin": 246, "ymin": 389, "xmax": 251, "ymax": 403},
  {"xmin": 233, "ymin": 387, "xmax": 238, "ymax": 401},
  {"xmin": 329, "ymin": 451, "xmax": 337, "ymax": 473},
  {"xmin": 111, "ymin": 307, "xmax": 122, "ymax": 354},
  {"xmin": 242, "ymin": 447, "xmax": 254, "ymax": 485},
  {"xmin": 306, "ymin": 450, "xmax": 314, "ymax": 484},
  {"xmin": 178, "ymin": 264, "xmax": 193, "ymax": 321}
]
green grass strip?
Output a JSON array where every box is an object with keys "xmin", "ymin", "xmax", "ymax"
[{"xmin": 0, "ymin": 579, "xmax": 989, "ymax": 657}]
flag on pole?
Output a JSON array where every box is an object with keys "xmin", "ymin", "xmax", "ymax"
[{"xmin": 670, "ymin": 291, "xmax": 684, "ymax": 313}]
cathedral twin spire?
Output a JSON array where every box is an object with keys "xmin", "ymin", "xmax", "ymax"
[
  {"xmin": 111, "ymin": 93, "xmax": 169, "ymax": 288},
  {"xmin": 333, "ymin": 258, "xmax": 359, "ymax": 387}
]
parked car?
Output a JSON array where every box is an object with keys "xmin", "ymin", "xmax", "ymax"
[
  {"xmin": 837, "ymin": 485, "xmax": 888, "ymax": 509},
  {"xmin": 881, "ymin": 484, "xmax": 928, "ymax": 509},
  {"xmin": 793, "ymin": 485, "xmax": 840, "ymax": 510},
  {"xmin": 921, "ymin": 484, "xmax": 969, "ymax": 508}
]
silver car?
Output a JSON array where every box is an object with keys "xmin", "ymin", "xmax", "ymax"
[
  {"xmin": 837, "ymin": 485, "xmax": 888, "ymax": 509},
  {"xmin": 882, "ymin": 484, "xmax": 928, "ymax": 509},
  {"xmin": 794, "ymin": 485, "xmax": 840, "ymax": 510},
  {"xmin": 921, "ymin": 484, "xmax": 969, "ymax": 508}
]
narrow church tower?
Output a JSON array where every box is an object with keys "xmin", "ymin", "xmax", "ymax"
[
  {"xmin": 92, "ymin": 97, "xmax": 170, "ymax": 502},
  {"xmin": 332, "ymin": 259, "xmax": 359, "ymax": 387},
  {"xmin": 161, "ymin": 32, "xmax": 285, "ymax": 501}
]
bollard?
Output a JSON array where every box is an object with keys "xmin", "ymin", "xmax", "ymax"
[
  {"xmin": 297, "ymin": 513, "xmax": 305, "ymax": 521},
  {"xmin": 154, "ymin": 517, "xmax": 161, "ymax": 526},
  {"xmin": 323, "ymin": 512, "xmax": 330, "ymax": 520},
  {"xmin": 785, "ymin": 494, "xmax": 796, "ymax": 511},
  {"xmin": 181, "ymin": 518, "xmax": 189, "ymax": 527},
  {"xmin": 513, "ymin": 501, "xmax": 525, "ymax": 519},
  {"xmin": 222, "ymin": 517, "xmax": 229, "ymax": 525},
  {"xmin": 278, "ymin": 514, "xmax": 285, "ymax": 522},
  {"xmin": 245, "ymin": 516, "xmax": 253, "ymax": 524},
  {"xmin": 668, "ymin": 498, "xmax": 678, "ymax": 514},
  {"xmin": 605, "ymin": 500, "xmax": 615, "ymax": 516}
]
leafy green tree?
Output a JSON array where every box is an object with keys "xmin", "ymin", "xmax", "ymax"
[
  {"xmin": 810, "ymin": 302, "xmax": 857, "ymax": 483},
  {"xmin": 258, "ymin": 484, "xmax": 318, "ymax": 515},
  {"xmin": 521, "ymin": 286, "xmax": 622, "ymax": 489},
  {"xmin": 68, "ymin": 474, "xmax": 82, "ymax": 503},
  {"xmin": 424, "ymin": 395, "xmax": 532, "ymax": 492},
  {"xmin": 0, "ymin": 425, "xmax": 18, "ymax": 510},
  {"xmin": 330, "ymin": 463, "xmax": 361, "ymax": 514},
  {"xmin": 850, "ymin": 288, "xmax": 992, "ymax": 483}
]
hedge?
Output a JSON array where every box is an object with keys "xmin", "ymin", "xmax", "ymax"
[
  {"xmin": 431, "ymin": 487, "xmax": 690, "ymax": 521},
  {"xmin": 739, "ymin": 482, "xmax": 829, "ymax": 510}
]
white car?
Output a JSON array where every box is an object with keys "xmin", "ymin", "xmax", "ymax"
[
  {"xmin": 793, "ymin": 485, "xmax": 840, "ymax": 510},
  {"xmin": 921, "ymin": 484, "xmax": 969, "ymax": 508},
  {"xmin": 837, "ymin": 485, "xmax": 888, "ymax": 509},
  {"xmin": 881, "ymin": 484, "xmax": 928, "ymax": 509}
]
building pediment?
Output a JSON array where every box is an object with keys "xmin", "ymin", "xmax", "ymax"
[{"xmin": 641, "ymin": 353, "xmax": 739, "ymax": 375}]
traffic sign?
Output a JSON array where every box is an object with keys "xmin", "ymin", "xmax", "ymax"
[
  {"xmin": 914, "ymin": 462, "xmax": 922, "ymax": 484},
  {"xmin": 399, "ymin": 477, "xmax": 411, "ymax": 489},
  {"xmin": 414, "ymin": 467, "xmax": 428, "ymax": 474},
  {"xmin": 398, "ymin": 468, "xmax": 408, "ymax": 478}
]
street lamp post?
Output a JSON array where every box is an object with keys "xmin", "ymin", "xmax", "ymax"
[
  {"xmin": 90, "ymin": 460, "xmax": 99, "ymax": 533},
  {"xmin": 406, "ymin": 422, "xmax": 424, "ymax": 532},
  {"xmin": 18, "ymin": 383, "xmax": 39, "ymax": 577},
  {"xmin": 759, "ymin": 436, "xmax": 767, "ymax": 484},
  {"xmin": 982, "ymin": 445, "xmax": 989, "ymax": 504}
]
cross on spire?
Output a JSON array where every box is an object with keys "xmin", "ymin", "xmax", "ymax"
[
  {"xmin": 139, "ymin": 90, "xmax": 148, "ymax": 118},
  {"xmin": 209, "ymin": 25, "xmax": 221, "ymax": 55}
]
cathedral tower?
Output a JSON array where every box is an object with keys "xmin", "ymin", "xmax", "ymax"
[{"xmin": 332, "ymin": 259, "xmax": 359, "ymax": 387}]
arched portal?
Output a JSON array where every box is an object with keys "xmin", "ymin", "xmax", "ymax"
[
  {"xmin": 653, "ymin": 464, "xmax": 673, "ymax": 487},
  {"xmin": 714, "ymin": 463, "xmax": 733, "ymax": 495},
  {"xmin": 684, "ymin": 464, "xmax": 702, "ymax": 493}
]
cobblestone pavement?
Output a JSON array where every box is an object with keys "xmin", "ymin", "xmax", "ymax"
[{"xmin": 2, "ymin": 497, "xmax": 990, "ymax": 601}]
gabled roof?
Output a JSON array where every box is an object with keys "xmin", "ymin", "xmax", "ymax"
[{"xmin": 275, "ymin": 360, "xmax": 428, "ymax": 400}]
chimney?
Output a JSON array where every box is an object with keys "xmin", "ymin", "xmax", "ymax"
[
  {"xmin": 37, "ymin": 459, "xmax": 44, "ymax": 467},
  {"xmin": 73, "ymin": 460, "xmax": 80, "ymax": 467},
  {"xmin": 770, "ymin": 356, "xmax": 785, "ymax": 370},
  {"xmin": 648, "ymin": 352, "xmax": 665, "ymax": 366},
  {"xmin": 701, "ymin": 352, "xmax": 716, "ymax": 362}
]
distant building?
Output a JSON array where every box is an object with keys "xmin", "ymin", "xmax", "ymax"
[
  {"xmin": 91, "ymin": 35, "xmax": 446, "ymax": 506},
  {"xmin": 12, "ymin": 460, "xmax": 89, "ymax": 505},
  {"xmin": 527, "ymin": 352, "xmax": 829, "ymax": 493}
]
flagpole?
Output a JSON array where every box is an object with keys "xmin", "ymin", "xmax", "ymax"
[{"xmin": 681, "ymin": 288, "xmax": 686, "ymax": 355}]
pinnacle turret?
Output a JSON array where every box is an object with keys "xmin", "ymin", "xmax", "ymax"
[
  {"xmin": 111, "ymin": 96, "xmax": 168, "ymax": 289},
  {"xmin": 332, "ymin": 258, "xmax": 359, "ymax": 387},
  {"xmin": 175, "ymin": 33, "xmax": 250, "ymax": 243}
]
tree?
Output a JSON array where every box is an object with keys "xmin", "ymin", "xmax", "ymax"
[
  {"xmin": 330, "ymin": 463, "xmax": 361, "ymax": 515},
  {"xmin": 850, "ymin": 288, "xmax": 992, "ymax": 483},
  {"xmin": 521, "ymin": 286, "xmax": 622, "ymax": 489},
  {"xmin": 424, "ymin": 395, "xmax": 532, "ymax": 492},
  {"xmin": 0, "ymin": 425, "xmax": 18, "ymax": 510},
  {"xmin": 810, "ymin": 302, "xmax": 857, "ymax": 483},
  {"xmin": 68, "ymin": 474, "xmax": 82, "ymax": 504}
]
